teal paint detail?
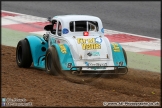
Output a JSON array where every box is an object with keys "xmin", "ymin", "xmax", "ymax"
[
  {"xmin": 38, "ymin": 56, "xmax": 46, "ymax": 68},
  {"xmin": 26, "ymin": 35, "xmax": 48, "ymax": 69},
  {"xmin": 111, "ymin": 43, "xmax": 127, "ymax": 67},
  {"xmin": 49, "ymin": 37, "xmax": 56, "ymax": 44},
  {"xmin": 26, "ymin": 35, "xmax": 75, "ymax": 70},
  {"xmin": 51, "ymin": 43, "xmax": 76, "ymax": 70}
]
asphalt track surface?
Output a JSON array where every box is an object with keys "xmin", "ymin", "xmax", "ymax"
[{"xmin": 1, "ymin": 1, "xmax": 160, "ymax": 38}]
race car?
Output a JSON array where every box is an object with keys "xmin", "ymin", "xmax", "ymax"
[{"xmin": 16, "ymin": 15, "xmax": 128, "ymax": 76}]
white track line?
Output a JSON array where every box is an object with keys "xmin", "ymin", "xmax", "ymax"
[
  {"xmin": 104, "ymin": 29, "xmax": 161, "ymax": 40},
  {"xmin": 120, "ymin": 40, "xmax": 161, "ymax": 52}
]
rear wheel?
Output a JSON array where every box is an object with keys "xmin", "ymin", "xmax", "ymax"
[
  {"xmin": 117, "ymin": 48, "xmax": 128, "ymax": 74},
  {"xmin": 122, "ymin": 48, "xmax": 127, "ymax": 65},
  {"xmin": 16, "ymin": 39, "xmax": 32, "ymax": 68},
  {"xmin": 45, "ymin": 46, "xmax": 61, "ymax": 75}
]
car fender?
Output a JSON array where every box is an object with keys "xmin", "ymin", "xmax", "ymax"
[
  {"xmin": 51, "ymin": 43, "xmax": 76, "ymax": 70},
  {"xmin": 110, "ymin": 42, "xmax": 127, "ymax": 67},
  {"xmin": 25, "ymin": 35, "xmax": 48, "ymax": 69}
]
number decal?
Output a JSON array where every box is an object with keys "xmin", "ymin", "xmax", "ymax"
[
  {"xmin": 112, "ymin": 43, "xmax": 120, "ymax": 52},
  {"xmin": 59, "ymin": 44, "xmax": 67, "ymax": 54}
]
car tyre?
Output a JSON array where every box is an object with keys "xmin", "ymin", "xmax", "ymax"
[
  {"xmin": 116, "ymin": 48, "xmax": 128, "ymax": 74},
  {"xmin": 16, "ymin": 39, "xmax": 32, "ymax": 68},
  {"xmin": 45, "ymin": 46, "xmax": 61, "ymax": 76},
  {"xmin": 122, "ymin": 48, "xmax": 127, "ymax": 65}
]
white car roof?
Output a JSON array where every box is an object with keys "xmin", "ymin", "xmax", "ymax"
[
  {"xmin": 52, "ymin": 15, "xmax": 102, "ymax": 22},
  {"xmin": 51, "ymin": 15, "xmax": 104, "ymax": 35}
]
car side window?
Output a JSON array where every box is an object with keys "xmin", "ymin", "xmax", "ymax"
[
  {"xmin": 88, "ymin": 22, "xmax": 98, "ymax": 31},
  {"xmin": 51, "ymin": 20, "xmax": 57, "ymax": 35},
  {"xmin": 57, "ymin": 22, "xmax": 62, "ymax": 36}
]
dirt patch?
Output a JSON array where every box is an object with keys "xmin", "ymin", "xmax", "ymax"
[{"xmin": 1, "ymin": 45, "xmax": 161, "ymax": 107}]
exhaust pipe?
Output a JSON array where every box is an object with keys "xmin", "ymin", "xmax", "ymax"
[
  {"xmin": 71, "ymin": 71, "xmax": 79, "ymax": 75},
  {"xmin": 71, "ymin": 71, "xmax": 83, "ymax": 75}
]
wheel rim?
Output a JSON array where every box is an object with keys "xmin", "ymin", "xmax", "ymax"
[
  {"xmin": 17, "ymin": 45, "xmax": 22, "ymax": 63},
  {"xmin": 47, "ymin": 52, "xmax": 52, "ymax": 71}
]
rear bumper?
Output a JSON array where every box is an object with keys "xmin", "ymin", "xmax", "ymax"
[{"xmin": 70, "ymin": 66, "xmax": 128, "ymax": 75}]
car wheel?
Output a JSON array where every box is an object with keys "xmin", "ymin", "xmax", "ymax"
[
  {"xmin": 116, "ymin": 48, "xmax": 128, "ymax": 74},
  {"xmin": 122, "ymin": 48, "xmax": 127, "ymax": 65},
  {"xmin": 45, "ymin": 46, "xmax": 61, "ymax": 75},
  {"xmin": 16, "ymin": 39, "xmax": 32, "ymax": 68}
]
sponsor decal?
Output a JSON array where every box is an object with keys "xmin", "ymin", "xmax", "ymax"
[
  {"xmin": 95, "ymin": 37, "xmax": 102, "ymax": 43},
  {"xmin": 59, "ymin": 44, "xmax": 66, "ymax": 54},
  {"xmin": 85, "ymin": 62, "xmax": 89, "ymax": 66},
  {"xmin": 85, "ymin": 62, "xmax": 107, "ymax": 70},
  {"xmin": 101, "ymin": 28, "xmax": 104, "ymax": 33},
  {"xmin": 62, "ymin": 28, "xmax": 69, "ymax": 34},
  {"xmin": 67, "ymin": 63, "xmax": 72, "ymax": 68},
  {"xmin": 57, "ymin": 40, "xmax": 60, "ymax": 43},
  {"xmin": 77, "ymin": 37, "xmax": 102, "ymax": 50},
  {"xmin": 87, "ymin": 52, "xmax": 100, "ymax": 56},
  {"xmin": 116, "ymin": 61, "xmax": 123, "ymax": 66},
  {"xmin": 85, "ymin": 62, "xmax": 107, "ymax": 66},
  {"xmin": 112, "ymin": 43, "xmax": 120, "ymax": 52}
]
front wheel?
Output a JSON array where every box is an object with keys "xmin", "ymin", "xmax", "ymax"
[
  {"xmin": 16, "ymin": 39, "xmax": 32, "ymax": 68},
  {"xmin": 45, "ymin": 46, "xmax": 61, "ymax": 76}
]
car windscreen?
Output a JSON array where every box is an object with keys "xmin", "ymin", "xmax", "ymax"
[{"xmin": 69, "ymin": 21, "xmax": 98, "ymax": 32}]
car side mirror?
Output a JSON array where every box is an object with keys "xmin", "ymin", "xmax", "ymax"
[{"xmin": 44, "ymin": 25, "xmax": 53, "ymax": 31}]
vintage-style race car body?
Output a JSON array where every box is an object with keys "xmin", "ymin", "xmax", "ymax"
[{"xmin": 16, "ymin": 15, "xmax": 127, "ymax": 75}]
